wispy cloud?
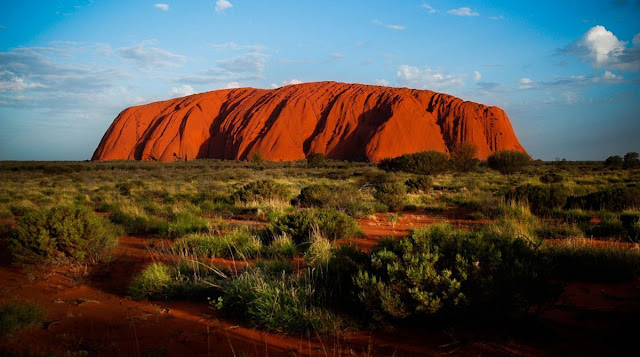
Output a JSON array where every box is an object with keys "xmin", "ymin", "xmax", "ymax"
[
  {"xmin": 489, "ymin": 15, "xmax": 504, "ymax": 20},
  {"xmin": 210, "ymin": 42, "xmax": 266, "ymax": 52},
  {"xmin": 373, "ymin": 79, "xmax": 390, "ymax": 86},
  {"xmin": 217, "ymin": 52, "xmax": 268, "ymax": 73},
  {"xmin": 473, "ymin": 70, "xmax": 482, "ymax": 81},
  {"xmin": 169, "ymin": 84, "xmax": 195, "ymax": 97},
  {"xmin": 372, "ymin": 19, "xmax": 406, "ymax": 30},
  {"xmin": 447, "ymin": 7, "xmax": 479, "ymax": 17},
  {"xmin": 396, "ymin": 65, "xmax": 464, "ymax": 90},
  {"xmin": 154, "ymin": 4, "xmax": 169, "ymax": 11},
  {"xmin": 215, "ymin": 0, "xmax": 232, "ymax": 13},
  {"xmin": 116, "ymin": 40, "xmax": 186, "ymax": 68},
  {"xmin": 329, "ymin": 52, "xmax": 345, "ymax": 61},
  {"xmin": 421, "ymin": 4, "xmax": 437, "ymax": 14}
]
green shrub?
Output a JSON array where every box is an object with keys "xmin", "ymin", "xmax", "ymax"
[
  {"xmin": 506, "ymin": 184, "xmax": 570, "ymax": 216},
  {"xmin": 373, "ymin": 182, "xmax": 407, "ymax": 209},
  {"xmin": 231, "ymin": 180, "xmax": 289, "ymax": 204},
  {"xmin": 305, "ymin": 237, "xmax": 332, "ymax": 269},
  {"xmin": 306, "ymin": 153, "xmax": 327, "ymax": 168},
  {"xmin": 249, "ymin": 151, "xmax": 265, "ymax": 165},
  {"xmin": 10, "ymin": 206, "xmax": 119, "ymax": 266},
  {"xmin": 487, "ymin": 150, "xmax": 531, "ymax": 175},
  {"xmin": 355, "ymin": 224, "xmax": 557, "ymax": 321},
  {"xmin": 539, "ymin": 171, "xmax": 564, "ymax": 184},
  {"xmin": 450, "ymin": 142, "xmax": 479, "ymax": 172},
  {"xmin": 266, "ymin": 209, "xmax": 361, "ymax": 244},
  {"xmin": 0, "ymin": 302, "xmax": 46, "ymax": 338},
  {"xmin": 565, "ymin": 186, "xmax": 640, "ymax": 212},
  {"xmin": 404, "ymin": 176, "xmax": 433, "ymax": 194},
  {"xmin": 379, "ymin": 151, "xmax": 449, "ymax": 175},
  {"xmin": 129, "ymin": 263, "xmax": 174, "ymax": 300},
  {"xmin": 623, "ymin": 152, "xmax": 639, "ymax": 169},
  {"xmin": 553, "ymin": 209, "xmax": 592, "ymax": 224},
  {"xmin": 296, "ymin": 184, "xmax": 371, "ymax": 217},
  {"xmin": 604, "ymin": 155, "xmax": 623, "ymax": 168}
]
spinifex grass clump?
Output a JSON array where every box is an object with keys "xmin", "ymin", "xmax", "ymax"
[
  {"xmin": 0, "ymin": 302, "xmax": 46, "ymax": 338},
  {"xmin": 296, "ymin": 183, "xmax": 373, "ymax": 217},
  {"xmin": 265, "ymin": 208, "xmax": 362, "ymax": 244},
  {"xmin": 10, "ymin": 205, "xmax": 120, "ymax": 266},
  {"xmin": 173, "ymin": 228, "xmax": 262, "ymax": 259}
]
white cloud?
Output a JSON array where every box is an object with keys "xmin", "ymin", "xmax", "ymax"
[
  {"xmin": 170, "ymin": 85, "xmax": 196, "ymax": 97},
  {"xmin": 447, "ymin": 7, "xmax": 479, "ymax": 16},
  {"xmin": 582, "ymin": 25, "xmax": 626, "ymax": 66},
  {"xmin": 210, "ymin": 42, "xmax": 266, "ymax": 52},
  {"xmin": 225, "ymin": 82, "xmax": 239, "ymax": 89},
  {"xmin": 421, "ymin": 4, "xmax": 437, "ymax": 14},
  {"xmin": 561, "ymin": 25, "xmax": 640, "ymax": 71},
  {"xmin": 563, "ymin": 91, "xmax": 578, "ymax": 104},
  {"xmin": 519, "ymin": 77, "xmax": 535, "ymax": 89},
  {"xmin": 473, "ymin": 70, "xmax": 482, "ymax": 81},
  {"xmin": 117, "ymin": 40, "xmax": 186, "ymax": 68},
  {"xmin": 0, "ymin": 72, "xmax": 47, "ymax": 92},
  {"xmin": 329, "ymin": 52, "xmax": 345, "ymax": 61},
  {"xmin": 489, "ymin": 15, "xmax": 504, "ymax": 20},
  {"xmin": 373, "ymin": 79, "xmax": 390, "ymax": 86},
  {"xmin": 282, "ymin": 79, "xmax": 303, "ymax": 86},
  {"xmin": 603, "ymin": 70, "xmax": 620, "ymax": 80},
  {"xmin": 215, "ymin": 0, "xmax": 232, "ymax": 13},
  {"xmin": 396, "ymin": 65, "xmax": 464, "ymax": 90},
  {"xmin": 217, "ymin": 52, "xmax": 267, "ymax": 73},
  {"xmin": 372, "ymin": 19, "xmax": 406, "ymax": 30},
  {"xmin": 154, "ymin": 4, "xmax": 169, "ymax": 11}
]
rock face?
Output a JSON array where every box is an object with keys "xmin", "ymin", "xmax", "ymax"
[{"xmin": 92, "ymin": 81, "xmax": 526, "ymax": 162}]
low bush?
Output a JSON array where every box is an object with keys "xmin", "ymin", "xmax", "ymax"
[
  {"xmin": 487, "ymin": 150, "xmax": 531, "ymax": 175},
  {"xmin": 449, "ymin": 142, "xmax": 479, "ymax": 172},
  {"xmin": 296, "ymin": 184, "xmax": 371, "ymax": 217},
  {"xmin": 10, "ymin": 206, "xmax": 119, "ymax": 266},
  {"xmin": 539, "ymin": 171, "xmax": 564, "ymax": 184},
  {"xmin": 355, "ymin": 224, "xmax": 557, "ymax": 322},
  {"xmin": 604, "ymin": 155, "xmax": 623, "ymax": 168},
  {"xmin": 506, "ymin": 184, "xmax": 570, "ymax": 216},
  {"xmin": 231, "ymin": 180, "xmax": 289, "ymax": 204},
  {"xmin": 266, "ymin": 209, "xmax": 362, "ymax": 244},
  {"xmin": 306, "ymin": 153, "xmax": 327, "ymax": 168},
  {"xmin": 373, "ymin": 182, "xmax": 407, "ymax": 209},
  {"xmin": 379, "ymin": 151, "xmax": 449, "ymax": 175},
  {"xmin": 553, "ymin": 209, "xmax": 592, "ymax": 224},
  {"xmin": 405, "ymin": 176, "xmax": 433, "ymax": 194},
  {"xmin": 0, "ymin": 302, "xmax": 46, "ymax": 338},
  {"xmin": 565, "ymin": 186, "xmax": 640, "ymax": 212}
]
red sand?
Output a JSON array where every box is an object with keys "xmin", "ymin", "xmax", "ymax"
[
  {"xmin": 2, "ymin": 215, "xmax": 639, "ymax": 356},
  {"xmin": 92, "ymin": 82, "xmax": 526, "ymax": 162}
]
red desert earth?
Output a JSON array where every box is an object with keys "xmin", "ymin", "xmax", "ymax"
[{"xmin": 92, "ymin": 81, "xmax": 526, "ymax": 162}]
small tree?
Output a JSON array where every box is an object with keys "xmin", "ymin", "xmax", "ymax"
[
  {"xmin": 604, "ymin": 155, "xmax": 623, "ymax": 168},
  {"xmin": 487, "ymin": 150, "xmax": 531, "ymax": 175},
  {"xmin": 450, "ymin": 142, "xmax": 479, "ymax": 172},
  {"xmin": 379, "ymin": 151, "xmax": 449, "ymax": 175},
  {"xmin": 623, "ymin": 152, "xmax": 640, "ymax": 169},
  {"xmin": 306, "ymin": 153, "xmax": 327, "ymax": 168},
  {"xmin": 249, "ymin": 151, "xmax": 265, "ymax": 165}
]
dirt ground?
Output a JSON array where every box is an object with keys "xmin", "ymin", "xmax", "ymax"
[{"xmin": 1, "ymin": 213, "xmax": 639, "ymax": 356}]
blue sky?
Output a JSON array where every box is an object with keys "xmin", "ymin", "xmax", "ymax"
[{"xmin": 0, "ymin": 0, "xmax": 639, "ymax": 160}]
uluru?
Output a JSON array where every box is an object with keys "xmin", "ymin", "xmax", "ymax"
[{"xmin": 92, "ymin": 81, "xmax": 526, "ymax": 162}]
